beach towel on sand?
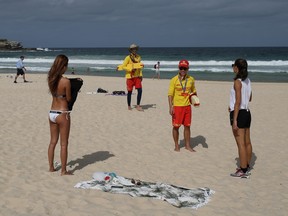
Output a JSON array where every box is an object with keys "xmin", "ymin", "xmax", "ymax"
[{"xmin": 74, "ymin": 172, "xmax": 214, "ymax": 209}]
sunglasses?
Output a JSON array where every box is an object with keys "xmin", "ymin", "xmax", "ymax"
[
  {"xmin": 232, "ymin": 64, "xmax": 236, "ymax": 67},
  {"xmin": 179, "ymin": 67, "xmax": 188, "ymax": 71}
]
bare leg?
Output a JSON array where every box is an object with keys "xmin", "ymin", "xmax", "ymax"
[
  {"xmin": 58, "ymin": 114, "xmax": 73, "ymax": 175},
  {"xmin": 48, "ymin": 120, "xmax": 59, "ymax": 172},
  {"xmin": 244, "ymin": 128, "xmax": 252, "ymax": 166},
  {"xmin": 233, "ymin": 128, "xmax": 248, "ymax": 169},
  {"xmin": 172, "ymin": 127, "xmax": 180, "ymax": 151},
  {"xmin": 14, "ymin": 74, "xmax": 19, "ymax": 82},
  {"xmin": 184, "ymin": 126, "xmax": 195, "ymax": 152}
]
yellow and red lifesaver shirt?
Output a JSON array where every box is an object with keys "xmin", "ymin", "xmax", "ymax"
[
  {"xmin": 122, "ymin": 54, "xmax": 143, "ymax": 79},
  {"xmin": 168, "ymin": 74, "xmax": 197, "ymax": 106}
]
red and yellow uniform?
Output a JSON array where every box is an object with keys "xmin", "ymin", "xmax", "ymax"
[
  {"xmin": 168, "ymin": 75, "xmax": 196, "ymax": 106},
  {"xmin": 122, "ymin": 54, "xmax": 143, "ymax": 91},
  {"xmin": 168, "ymin": 74, "xmax": 197, "ymax": 127},
  {"xmin": 122, "ymin": 54, "xmax": 143, "ymax": 79}
]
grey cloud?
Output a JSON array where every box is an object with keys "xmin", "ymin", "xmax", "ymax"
[{"xmin": 1, "ymin": 0, "xmax": 287, "ymax": 47}]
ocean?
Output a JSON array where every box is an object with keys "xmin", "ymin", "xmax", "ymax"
[{"xmin": 0, "ymin": 47, "xmax": 287, "ymax": 82}]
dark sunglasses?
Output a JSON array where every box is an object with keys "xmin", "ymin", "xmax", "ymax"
[
  {"xmin": 179, "ymin": 67, "xmax": 188, "ymax": 71},
  {"xmin": 232, "ymin": 64, "xmax": 236, "ymax": 67}
]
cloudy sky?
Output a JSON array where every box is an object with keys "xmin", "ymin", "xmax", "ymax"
[{"xmin": 1, "ymin": 0, "xmax": 288, "ymax": 48}]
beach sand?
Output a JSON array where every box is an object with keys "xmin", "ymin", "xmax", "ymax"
[{"xmin": 0, "ymin": 73, "xmax": 287, "ymax": 216}]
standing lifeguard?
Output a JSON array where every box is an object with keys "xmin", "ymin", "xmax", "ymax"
[
  {"xmin": 121, "ymin": 44, "xmax": 143, "ymax": 111},
  {"xmin": 168, "ymin": 60, "xmax": 197, "ymax": 152}
]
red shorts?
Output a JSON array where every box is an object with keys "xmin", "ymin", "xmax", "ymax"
[
  {"xmin": 172, "ymin": 106, "xmax": 192, "ymax": 127},
  {"xmin": 126, "ymin": 77, "xmax": 142, "ymax": 91}
]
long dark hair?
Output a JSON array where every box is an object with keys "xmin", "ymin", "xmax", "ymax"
[
  {"xmin": 234, "ymin": 58, "xmax": 248, "ymax": 81},
  {"xmin": 47, "ymin": 55, "xmax": 69, "ymax": 95}
]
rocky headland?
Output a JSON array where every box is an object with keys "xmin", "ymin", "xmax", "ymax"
[{"xmin": 0, "ymin": 39, "xmax": 24, "ymax": 50}]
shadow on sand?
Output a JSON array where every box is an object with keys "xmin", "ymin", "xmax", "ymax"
[
  {"xmin": 234, "ymin": 152, "xmax": 257, "ymax": 169},
  {"xmin": 138, "ymin": 104, "xmax": 157, "ymax": 110},
  {"xmin": 68, "ymin": 151, "xmax": 115, "ymax": 172},
  {"xmin": 179, "ymin": 135, "xmax": 208, "ymax": 150}
]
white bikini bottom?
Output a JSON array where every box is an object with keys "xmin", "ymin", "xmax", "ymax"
[{"xmin": 49, "ymin": 110, "xmax": 71, "ymax": 123}]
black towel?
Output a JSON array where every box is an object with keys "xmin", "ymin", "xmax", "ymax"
[{"xmin": 68, "ymin": 78, "xmax": 83, "ymax": 110}]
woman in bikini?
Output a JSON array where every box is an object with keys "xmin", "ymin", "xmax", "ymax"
[{"xmin": 47, "ymin": 54, "xmax": 72, "ymax": 175}]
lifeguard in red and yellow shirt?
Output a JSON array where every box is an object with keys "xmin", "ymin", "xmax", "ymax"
[
  {"xmin": 121, "ymin": 44, "xmax": 143, "ymax": 111},
  {"xmin": 168, "ymin": 59, "xmax": 197, "ymax": 152}
]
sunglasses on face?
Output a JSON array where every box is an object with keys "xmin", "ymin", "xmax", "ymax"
[
  {"xmin": 232, "ymin": 64, "xmax": 236, "ymax": 67},
  {"xmin": 179, "ymin": 67, "xmax": 188, "ymax": 71}
]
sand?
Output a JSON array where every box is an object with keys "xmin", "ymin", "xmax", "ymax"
[{"xmin": 0, "ymin": 73, "xmax": 287, "ymax": 216}]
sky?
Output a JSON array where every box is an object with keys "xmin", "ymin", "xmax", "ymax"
[{"xmin": 1, "ymin": 0, "xmax": 288, "ymax": 48}]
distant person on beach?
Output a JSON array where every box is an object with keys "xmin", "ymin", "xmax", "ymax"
[
  {"xmin": 14, "ymin": 56, "xmax": 28, "ymax": 83},
  {"xmin": 153, "ymin": 61, "xmax": 160, "ymax": 80},
  {"xmin": 229, "ymin": 58, "xmax": 253, "ymax": 178},
  {"xmin": 168, "ymin": 60, "xmax": 197, "ymax": 152},
  {"xmin": 121, "ymin": 43, "xmax": 143, "ymax": 111},
  {"xmin": 47, "ymin": 54, "xmax": 73, "ymax": 176},
  {"xmin": 71, "ymin": 67, "xmax": 75, "ymax": 74}
]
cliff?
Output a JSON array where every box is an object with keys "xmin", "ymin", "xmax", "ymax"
[{"xmin": 0, "ymin": 39, "xmax": 23, "ymax": 50}]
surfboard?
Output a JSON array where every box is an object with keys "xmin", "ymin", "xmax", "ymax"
[{"xmin": 117, "ymin": 63, "xmax": 144, "ymax": 71}]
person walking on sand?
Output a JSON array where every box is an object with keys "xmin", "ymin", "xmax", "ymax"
[
  {"xmin": 229, "ymin": 58, "xmax": 253, "ymax": 178},
  {"xmin": 47, "ymin": 54, "xmax": 73, "ymax": 176},
  {"xmin": 168, "ymin": 60, "xmax": 197, "ymax": 152},
  {"xmin": 121, "ymin": 44, "xmax": 143, "ymax": 111},
  {"xmin": 14, "ymin": 56, "xmax": 28, "ymax": 83},
  {"xmin": 153, "ymin": 61, "xmax": 160, "ymax": 80}
]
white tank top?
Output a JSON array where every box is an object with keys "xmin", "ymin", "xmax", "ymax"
[{"xmin": 229, "ymin": 78, "xmax": 251, "ymax": 111}]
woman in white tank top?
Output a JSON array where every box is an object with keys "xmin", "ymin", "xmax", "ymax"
[{"xmin": 229, "ymin": 59, "xmax": 253, "ymax": 178}]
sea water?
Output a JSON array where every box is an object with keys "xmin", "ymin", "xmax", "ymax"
[{"xmin": 0, "ymin": 47, "xmax": 287, "ymax": 82}]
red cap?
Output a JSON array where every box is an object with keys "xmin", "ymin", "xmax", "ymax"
[{"xmin": 179, "ymin": 59, "xmax": 189, "ymax": 68}]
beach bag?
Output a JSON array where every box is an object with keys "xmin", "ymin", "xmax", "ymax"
[
  {"xmin": 92, "ymin": 172, "xmax": 116, "ymax": 183},
  {"xmin": 97, "ymin": 88, "xmax": 108, "ymax": 93},
  {"xmin": 112, "ymin": 91, "xmax": 126, "ymax": 95}
]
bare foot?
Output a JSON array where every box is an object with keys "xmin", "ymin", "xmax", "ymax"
[
  {"xmin": 174, "ymin": 145, "xmax": 180, "ymax": 152},
  {"xmin": 136, "ymin": 105, "xmax": 143, "ymax": 111},
  {"xmin": 128, "ymin": 106, "xmax": 132, "ymax": 111},
  {"xmin": 185, "ymin": 147, "xmax": 196, "ymax": 152},
  {"xmin": 61, "ymin": 171, "xmax": 73, "ymax": 176},
  {"xmin": 49, "ymin": 168, "xmax": 56, "ymax": 172}
]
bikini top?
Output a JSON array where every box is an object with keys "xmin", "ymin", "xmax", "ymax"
[{"xmin": 53, "ymin": 94, "xmax": 66, "ymax": 98}]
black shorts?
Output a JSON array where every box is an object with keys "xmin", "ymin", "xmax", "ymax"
[
  {"xmin": 230, "ymin": 109, "xmax": 251, "ymax": 128},
  {"xmin": 17, "ymin": 68, "xmax": 24, "ymax": 75}
]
